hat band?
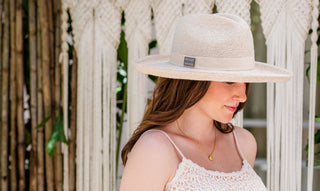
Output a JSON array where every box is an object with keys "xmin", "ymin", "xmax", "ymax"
[{"xmin": 170, "ymin": 52, "xmax": 255, "ymax": 71}]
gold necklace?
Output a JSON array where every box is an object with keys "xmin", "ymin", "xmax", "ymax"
[{"xmin": 176, "ymin": 120, "xmax": 217, "ymax": 161}]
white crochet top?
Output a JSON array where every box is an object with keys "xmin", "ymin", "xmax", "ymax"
[{"xmin": 148, "ymin": 129, "xmax": 267, "ymax": 191}]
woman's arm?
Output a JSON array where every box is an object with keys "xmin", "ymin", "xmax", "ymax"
[{"xmin": 120, "ymin": 131, "xmax": 178, "ymax": 191}]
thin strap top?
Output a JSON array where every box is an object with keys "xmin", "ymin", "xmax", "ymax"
[
  {"xmin": 146, "ymin": 128, "xmax": 267, "ymax": 191},
  {"xmin": 147, "ymin": 129, "xmax": 186, "ymax": 158},
  {"xmin": 232, "ymin": 129, "xmax": 246, "ymax": 161}
]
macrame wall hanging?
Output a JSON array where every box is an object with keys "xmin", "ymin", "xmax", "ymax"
[
  {"xmin": 307, "ymin": 0, "xmax": 319, "ymax": 190},
  {"xmin": 258, "ymin": 0, "xmax": 313, "ymax": 190},
  {"xmin": 123, "ymin": 0, "xmax": 152, "ymax": 138},
  {"xmin": 62, "ymin": 0, "xmax": 121, "ymax": 190},
  {"xmin": 60, "ymin": 0, "xmax": 318, "ymax": 190}
]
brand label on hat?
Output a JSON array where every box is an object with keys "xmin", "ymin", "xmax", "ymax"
[{"xmin": 184, "ymin": 57, "xmax": 195, "ymax": 67}]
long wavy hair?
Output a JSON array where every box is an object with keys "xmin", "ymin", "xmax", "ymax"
[{"xmin": 121, "ymin": 78, "xmax": 249, "ymax": 165}]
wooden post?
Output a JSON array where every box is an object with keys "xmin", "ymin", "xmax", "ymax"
[
  {"xmin": 0, "ymin": 0, "xmax": 10, "ymax": 190},
  {"xmin": 16, "ymin": 0, "xmax": 25, "ymax": 190},
  {"xmin": 36, "ymin": 0, "xmax": 45, "ymax": 188},
  {"xmin": 29, "ymin": 0, "xmax": 38, "ymax": 190},
  {"xmin": 38, "ymin": 0, "xmax": 55, "ymax": 190},
  {"xmin": 9, "ymin": 0, "xmax": 17, "ymax": 190}
]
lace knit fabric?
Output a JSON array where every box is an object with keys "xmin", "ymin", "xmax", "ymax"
[
  {"xmin": 148, "ymin": 129, "xmax": 267, "ymax": 191},
  {"xmin": 165, "ymin": 158, "xmax": 266, "ymax": 191}
]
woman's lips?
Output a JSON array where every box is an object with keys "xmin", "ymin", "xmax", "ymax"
[{"xmin": 225, "ymin": 105, "xmax": 237, "ymax": 112}]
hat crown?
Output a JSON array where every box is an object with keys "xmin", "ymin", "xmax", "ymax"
[{"xmin": 171, "ymin": 14, "xmax": 254, "ymax": 63}]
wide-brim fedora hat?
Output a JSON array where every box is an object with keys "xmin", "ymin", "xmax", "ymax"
[{"xmin": 134, "ymin": 13, "xmax": 291, "ymax": 82}]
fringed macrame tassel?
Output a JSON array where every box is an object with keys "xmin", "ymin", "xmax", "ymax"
[
  {"xmin": 259, "ymin": 0, "xmax": 312, "ymax": 190},
  {"xmin": 96, "ymin": 2, "xmax": 121, "ymax": 190},
  {"xmin": 69, "ymin": 0, "xmax": 121, "ymax": 190},
  {"xmin": 266, "ymin": 82, "xmax": 274, "ymax": 189},
  {"xmin": 124, "ymin": 0, "xmax": 152, "ymax": 138},
  {"xmin": 80, "ymin": 21, "xmax": 94, "ymax": 191},
  {"xmin": 60, "ymin": 0, "xmax": 69, "ymax": 190},
  {"xmin": 264, "ymin": 14, "xmax": 287, "ymax": 189},
  {"xmin": 68, "ymin": 2, "xmax": 96, "ymax": 190},
  {"xmin": 92, "ymin": 18, "xmax": 103, "ymax": 191},
  {"xmin": 307, "ymin": 0, "xmax": 319, "ymax": 190}
]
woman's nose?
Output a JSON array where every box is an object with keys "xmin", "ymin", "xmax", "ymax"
[{"xmin": 232, "ymin": 83, "xmax": 247, "ymax": 102}]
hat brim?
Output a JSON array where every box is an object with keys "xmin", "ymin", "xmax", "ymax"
[{"xmin": 134, "ymin": 55, "xmax": 292, "ymax": 82}]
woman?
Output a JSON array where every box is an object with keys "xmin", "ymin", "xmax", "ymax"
[{"xmin": 120, "ymin": 13, "xmax": 291, "ymax": 190}]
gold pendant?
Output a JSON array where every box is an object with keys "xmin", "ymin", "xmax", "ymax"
[{"xmin": 208, "ymin": 155, "xmax": 213, "ymax": 161}]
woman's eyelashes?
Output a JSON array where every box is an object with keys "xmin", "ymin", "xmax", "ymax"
[{"xmin": 226, "ymin": 82, "xmax": 235, "ymax": 85}]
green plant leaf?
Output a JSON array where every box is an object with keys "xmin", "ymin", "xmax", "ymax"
[
  {"xmin": 306, "ymin": 63, "xmax": 310, "ymax": 82},
  {"xmin": 148, "ymin": 74, "xmax": 158, "ymax": 82},
  {"xmin": 305, "ymin": 129, "xmax": 320, "ymax": 166},
  {"xmin": 315, "ymin": 129, "xmax": 320, "ymax": 144},
  {"xmin": 306, "ymin": 160, "xmax": 320, "ymax": 167},
  {"xmin": 149, "ymin": 40, "xmax": 157, "ymax": 50},
  {"xmin": 35, "ymin": 115, "xmax": 51, "ymax": 129},
  {"xmin": 117, "ymin": 30, "xmax": 128, "ymax": 69},
  {"xmin": 317, "ymin": 57, "xmax": 320, "ymax": 82},
  {"xmin": 35, "ymin": 107, "xmax": 60, "ymax": 129},
  {"xmin": 46, "ymin": 113, "xmax": 68, "ymax": 157},
  {"xmin": 116, "ymin": 86, "xmax": 122, "ymax": 94}
]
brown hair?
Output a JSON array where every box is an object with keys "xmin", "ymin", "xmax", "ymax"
[{"xmin": 121, "ymin": 78, "xmax": 249, "ymax": 165}]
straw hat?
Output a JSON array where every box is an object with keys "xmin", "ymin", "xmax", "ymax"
[{"xmin": 134, "ymin": 13, "xmax": 291, "ymax": 82}]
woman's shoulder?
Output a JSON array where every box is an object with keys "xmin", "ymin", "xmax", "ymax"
[
  {"xmin": 136, "ymin": 129, "xmax": 178, "ymax": 154},
  {"xmin": 120, "ymin": 129, "xmax": 180, "ymax": 190},
  {"xmin": 233, "ymin": 126, "xmax": 257, "ymax": 167},
  {"xmin": 130, "ymin": 129, "xmax": 180, "ymax": 162},
  {"xmin": 233, "ymin": 126, "xmax": 256, "ymax": 143}
]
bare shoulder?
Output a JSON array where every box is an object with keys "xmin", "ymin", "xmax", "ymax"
[
  {"xmin": 132, "ymin": 130, "xmax": 180, "ymax": 161},
  {"xmin": 120, "ymin": 130, "xmax": 179, "ymax": 191},
  {"xmin": 233, "ymin": 126, "xmax": 257, "ymax": 167}
]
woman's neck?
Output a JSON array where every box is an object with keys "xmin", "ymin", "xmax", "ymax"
[{"xmin": 177, "ymin": 105, "xmax": 216, "ymax": 143}]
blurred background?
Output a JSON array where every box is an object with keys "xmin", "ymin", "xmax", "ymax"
[{"xmin": 0, "ymin": 0, "xmax": 319, "ymax": 191}]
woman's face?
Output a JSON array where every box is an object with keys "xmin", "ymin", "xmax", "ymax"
[{"xmin": 196, "ymin": 81, "xmax": 247, "ymax": 123}]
